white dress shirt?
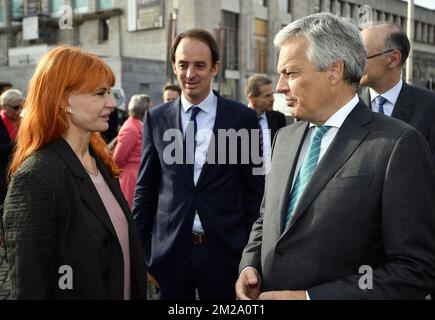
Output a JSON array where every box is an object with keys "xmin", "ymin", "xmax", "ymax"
[
  {"xmin": 369, "ymin": 79, "xmax": 403, "ymax": 117},
  {"xmin": 180, "ymin": 90, "xmax": 217, "ymax": 234},
  {"xmin": 291, "ymin": 94, "xmax": 360, "ymax": 190}
]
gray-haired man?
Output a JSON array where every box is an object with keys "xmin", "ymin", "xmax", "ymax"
[{"xmin": 236, "ymin": 12, "xmax": 435, "ymax": 300}]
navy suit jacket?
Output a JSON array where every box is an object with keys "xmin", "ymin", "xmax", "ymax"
[{"xmin": 132, "ymin": 93, "xmax": 264, "ymax": 280}]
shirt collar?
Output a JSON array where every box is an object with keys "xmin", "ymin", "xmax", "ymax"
[
  {"xmin": 181, "ymin": 90, "xmax": 216, "ymax": 114},
  {"xmin": 309, "ymin": 94, "xmax": 359, "ymax": 129},
  {"xmin": 369, "ymin": 78, "xmax": 403, "ymax": 105}
]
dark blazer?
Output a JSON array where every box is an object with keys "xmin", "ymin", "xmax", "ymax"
[
  {"xmin": 133, "ymin": 93, "xmax": 265, "ymax": 281},
  {"xmin": 266, "ymin": 110, "xmax": 287, "ymax": 143},
  {"xmin": 360, "ymin": 82, "xmax": 435, "ymax": 165},
  {"xmin": 0, "ymin": 116, "xmax": 13, "ymax": 206},
  {"xmin": 240, "ymin": 100, "xmax": 435, "ymax": 299},
  {"xmin": 4, "ymin": 138, "xmax": 147, "ymax": 299}
]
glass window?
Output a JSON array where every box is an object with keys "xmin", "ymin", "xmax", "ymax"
[
  {"xmin": 12, "ymin": 0, "xmax": 23, "ymax": 18},
  {"xmin": 254, "ymin": 18, "xmax": 267, "ymax": 73},
  {"xmin": 222, "ymin": 10, "xmax": 239, "ymax": 70},
  {"xmin": 74, "ymin": 0, "xmax": 87, "ymax": 10},
  {"xmin": 51, "ymin": 0, "xmax": 63, "ymax": 13},
  {"xmin": 98, "ymin": 0, "xmax": 113, "ymax": 10},
  {"xmin": 0, "ymin": 4, "xmax": 4, "ymax": 24}
]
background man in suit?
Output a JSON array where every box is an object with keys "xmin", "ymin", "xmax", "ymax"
[
  {"xmin": 162, "ymin": 83, "xmax": 181, "ymax": 103},
  {"xmin": 246, "ymin": 74, "xmax": 286, "ymax": 174},
  {"xmin": 236, "ymin": 12, "xmax": 435, "ymax": 300},
  {"xmin": 360, "ymin": 23, "xmax": 435, "ymax": 164},
  {"xmin": 132, "ymin": 29, "xmax": 264, "ymax": 299}
]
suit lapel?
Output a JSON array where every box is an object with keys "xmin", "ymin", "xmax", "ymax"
[
  {"xmin": 281, "ymin": 102, "xmax": 371, "ymax": 234},
  {"xmin": 47, "ymin": 138, "xmax": 118, "ymax": 239},
  {"xmin": 275, "ymin": 123, "xmax": 309, "ymax": 233},
  {"xmin": 165, "ymin": 98, "xmax": 194, "ymax": 182},
  {"xmin": 391, "ymin": 82, "xmax": 413, "ymax": 123}
]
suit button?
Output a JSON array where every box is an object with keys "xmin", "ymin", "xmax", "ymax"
[{"xmin": 276, "ymin": 251, "xmax": 283, "ymax": 257}]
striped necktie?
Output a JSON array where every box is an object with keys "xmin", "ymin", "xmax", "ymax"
[
  {"xmin": 375, "ymin": 96, "xmax": 387, "ymax": 114},
  {"xmin": 284, "ymin": 125, "xmax": 331, "ymax": 228}
]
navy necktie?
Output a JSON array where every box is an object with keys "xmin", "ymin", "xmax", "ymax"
[
  {"xmin": 375, "ymin": 96, "xmax": 387, "ymax": 114},
  {"xmin": 185, "ymin": 106, "xmax": 201, "ymax": 169}
]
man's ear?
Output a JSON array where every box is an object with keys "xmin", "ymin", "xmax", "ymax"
[
  {"xmin": 388, "ymin": 50, "xmax": 402, "ymax": 69},
  {"xmin": 211, "ymin": 61, "xmax": 220, "ymax": 77},
  {"xmin": 247, "ymin": 93, "xmax": 255, "ymax": 106},
  {"xmin": 329, "ymin": 61, "xmax": 345, "ymax": 86}
]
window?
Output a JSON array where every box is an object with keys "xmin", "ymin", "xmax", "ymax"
[
  {"xmin": 253, "ymin": 0, "xmax": 267, "ymax": 6},
  {"xmin": 99, "ymin": 18, "xmax": 109, "ymax": 43},
  {"xmin": 98, "ymin": 0, "xmax": 113, "ymax": 11},
  {"xmin": 74, "ymin": 0, "xmax": 88, "ymax": 13},
  {"xmin": 221, "ymin": 11, "xmax": 239, "ymax": 70},
  {"xmin": 0, "ymin": 4, "xmax": 4, "ymax": 24},
  {"xmin": 253, "ymin": 18, "xmax": 267, "ymax": 73},
  {"xmin": 12, "ymin": 0, "xmax": 23, "ymax": 18},
  {"xmin": 51, "ymin": 0, "xmax": 63, "ymax": 13}
]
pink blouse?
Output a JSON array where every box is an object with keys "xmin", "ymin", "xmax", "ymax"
[{"xmin": 90, "ymin": 169, "xmax": 131, "ymax": 300}]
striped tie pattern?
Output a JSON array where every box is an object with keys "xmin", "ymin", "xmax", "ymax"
[
  {"xmin": 284, "ymin": 125, "xmax": 331, "ymax": 228},
  {"xmin": 375, "ymin": 96, "xmax": 387, "ymax": 114}
]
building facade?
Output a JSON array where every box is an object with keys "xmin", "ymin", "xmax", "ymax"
[{"xmin": 0, "ymin": 0, "xmax": 434, "ymax": 106}]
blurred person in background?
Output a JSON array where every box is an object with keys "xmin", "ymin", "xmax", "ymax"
[
  {"xmin": 162, "ymin": 83, "xmax": 181, "ymax": 103},
  {"xmin": 3, "ymin": 45, "xmax": 146, "ymax": 299},
  {"xmin": 0, "ymin": 89, "xmax": 24, "ymax": 247},
  {"xmin": 113, "ymin": 94, "xmax": 151, "ymax": 208}
]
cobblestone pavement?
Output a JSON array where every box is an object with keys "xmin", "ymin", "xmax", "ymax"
[{"xmin": 0, "ymin": 246, "xmax": 10, "ymax": 300}]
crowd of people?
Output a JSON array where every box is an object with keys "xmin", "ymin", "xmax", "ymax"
[{"xmin": 0, "ymin": 12, "xmax": 435, "ymax": 300}]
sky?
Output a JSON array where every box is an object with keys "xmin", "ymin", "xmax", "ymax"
[{"xmin": 401, "ymin": 0, "xmax": 435, "ymax": 10}]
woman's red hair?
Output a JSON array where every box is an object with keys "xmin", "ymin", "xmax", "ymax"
[{"xmin": 8, "ymin": 45, "xmax": 120, "ymax": 180}]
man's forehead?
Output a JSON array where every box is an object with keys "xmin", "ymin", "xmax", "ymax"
[{"xmin": 277, "ymin": 38, "xmax": 308, "ymax": 69}]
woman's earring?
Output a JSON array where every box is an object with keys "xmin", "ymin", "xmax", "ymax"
[{"xmin": 67, "ymin": 107, "xmax": 73, "ymax": 114}]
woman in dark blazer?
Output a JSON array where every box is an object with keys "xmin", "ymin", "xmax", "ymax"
[{"xmin": 3, "ymin": 45, "xmax": 147, "ymax": 299}]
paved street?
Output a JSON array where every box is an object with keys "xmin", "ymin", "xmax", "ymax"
[{"xmin": 0, "ymin": 246, "xmax": 10, "ymax": 300}]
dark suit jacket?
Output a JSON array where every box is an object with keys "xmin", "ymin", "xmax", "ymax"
[
  {"xmin": 133, "ymin": 93, "xmax": 265, "ymax": 281},
  {"xmin": 266, "ymin": 110, "xmax": 287, "ymax": 143},
  {"xmin": 0, "ymin": 116, "xmax": 13, "ymax": 206},
  {"xmin": 360, "ymin": 82, "xmax": 435, "ymax": 165},
  {"xmin": 240, "ymin": 100, "xmax": 435, "ymax": 299},
  {"xmin": 4, "ymin": 138, "xmax": 147, "ymax": 299}
]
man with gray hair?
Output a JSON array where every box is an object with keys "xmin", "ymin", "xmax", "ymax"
[{"xmin": 236, "ymin": 12, "xmax": 435, "ymax": 299}]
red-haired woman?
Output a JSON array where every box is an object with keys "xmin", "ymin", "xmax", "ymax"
[{"xmin": 3, "ymin": 45, "xmax": 147, "ymax": 300}]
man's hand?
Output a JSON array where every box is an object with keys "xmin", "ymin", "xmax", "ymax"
[
  {"xmin": 147, "ymin": 272, "xmax": 160, "ymax": 288},
  {"xmin": 235, "ymin": 267, "xmax": 261, "ymax": 300},
  {"xmin": 258, "ymin": 290, "xmax": 307, "ymax": 300}
]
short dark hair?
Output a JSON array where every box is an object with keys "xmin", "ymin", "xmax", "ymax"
[
  {"xmin": 163, "ymin": 83, "xmax": 181, "ymax": 95},
  {"xmin": 0, "ymin": 81, "xmax": 12, "ymax": 94},
  {"xmin": 385, "ymin": 30, "xmax": 410, "ymax": 66},
  {"xmin": 171, "ymin": 28, "xmax": 219, "ymax": 65},
  {"xmin": 246, "ymin": 74, "xmax": 273, "ymax": 97}
]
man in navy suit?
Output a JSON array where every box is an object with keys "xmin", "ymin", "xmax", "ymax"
[
  {"xmin": 132, "ymin": 29, "xmax": 264, "ymax": 299},
  {"xmin": 246, "ymin": 74, "xmax": 287, "ymax": 174}
]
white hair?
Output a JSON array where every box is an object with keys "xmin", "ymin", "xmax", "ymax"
[{"xmin": 274, "ymin": 12, "xmax": 366, "ymax": 87}]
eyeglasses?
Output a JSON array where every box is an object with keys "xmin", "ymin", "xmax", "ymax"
[{"xmin": 366, "ymin": 49, "xmax": 396, "ymax": 59}]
